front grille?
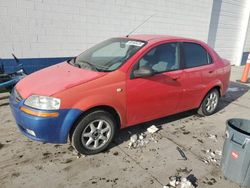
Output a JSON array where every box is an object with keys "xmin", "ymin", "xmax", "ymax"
[{"xmin": 13, "ymin": 88, "xmax": 23, "ymax": 102}]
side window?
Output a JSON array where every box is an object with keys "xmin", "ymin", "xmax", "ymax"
[
  {"xmin": 136, "ymin": 43, "xmax": 180, "ymax": 73},
  {"xmin": 182, "ymin": 43, "xmax": 211, "ymax": 68}
]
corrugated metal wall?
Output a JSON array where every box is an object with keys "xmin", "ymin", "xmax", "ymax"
[
  {"xmin": 209, "ymin": 0, "xmax": 250, "ymax": 65},
  {"xmin": 244, "ymin": 22, "xmax": 250, "ymax": 52}
]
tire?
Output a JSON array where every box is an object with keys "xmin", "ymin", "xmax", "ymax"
[
  {"xmin": 198, "ymin": 89, "xmax": 220, "ymax": 116},
  {"xmin": 72, "ymin": 110, "xmax": 117, "ymax": 155}
]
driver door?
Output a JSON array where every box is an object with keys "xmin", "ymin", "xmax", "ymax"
[{"xmin": 126, "ymin": 42, "xmax": 183, "ymax": 126}]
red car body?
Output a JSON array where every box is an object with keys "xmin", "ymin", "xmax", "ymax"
[{"xmin": 10, "ymin": 35, "xmax": 231, "ymax": 145}]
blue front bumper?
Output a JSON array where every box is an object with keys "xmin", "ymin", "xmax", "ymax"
[{"xmin": 9, "ymin": 91, "xmax": 82, "ymax": 143}]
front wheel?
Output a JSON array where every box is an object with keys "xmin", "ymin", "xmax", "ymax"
[
  {"xmin": 72, "ymin": 110, "xmax": 117, "ymax": 155},
  {"xmin": 198, "ymin": 89, "xmax": 219, "ymax": 116}
]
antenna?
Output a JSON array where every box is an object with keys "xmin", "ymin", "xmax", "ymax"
[
  {"xmin": 126, "ymin": 13, "xmax": 156, "ymax": 37},
  {"xmin": 12, "ymin": 53, "xmax": 19, "ymax": 63}
]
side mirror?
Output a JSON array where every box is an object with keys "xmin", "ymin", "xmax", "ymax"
[{"xmin": 133, "ymin": 66, "xmax": 154, "ymax": 78}]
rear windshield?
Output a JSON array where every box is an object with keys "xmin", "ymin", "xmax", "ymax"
[{"xmin": 68, "ymin": 38, "xmax": 146, "ymax": 72}]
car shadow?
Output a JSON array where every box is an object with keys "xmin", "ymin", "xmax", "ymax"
[
  {"xmin": 109, "ymin": 81, "xmax": 250, "ymax": 151},
  {"xmin": 110, "ymin": 109, "xmax": 198, "ymax": 150},
  {"xmin": 217, "ymin": 81, "xmax": 250, "ymax": 112}
]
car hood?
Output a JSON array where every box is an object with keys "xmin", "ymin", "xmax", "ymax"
[{"xmin": 16, "ymin": 62, "xmax": 106, "ymax": 99}]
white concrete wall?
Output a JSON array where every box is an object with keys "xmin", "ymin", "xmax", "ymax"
[{"xmin": 0, "ymin": 0, "xmax": 212, "ymax": 59}]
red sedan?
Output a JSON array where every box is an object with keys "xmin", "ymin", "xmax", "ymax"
[{"xmin": 10, "ymin": 35, "xmax": 231, "ymax": 154}]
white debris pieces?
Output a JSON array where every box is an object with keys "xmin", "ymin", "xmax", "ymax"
[
  {"xmin": 207, "ymin": 133, "xmax": 218, "ymax": 142},
  {"xmin": 130, "ymin": 134, "xmax": 138, "ymax": 143},
  {"xmin": 163, "ymin": 167, "xmax": 196, "ymax": 188},
  {"xmin": 163, "ymin": 176, "xmax": 195, "ymax": 188},
  {"xmin": 215, "ymin": 150, "xmax": 222, "ymax": 156},
  {"xmin": 180, "ymin": 178, "xmax": 194, "ymax": 188},
  {"xmin": 201, "ymin": 148, "xmax": 222, "ymax": 165},
  {"xmin": 147, "ymin": 125, "xmax": 159, "ymax": 133},
  {"xmin": 128, "ymin": 133, "xmax": 149, "ymax": 149},
  {"xmin": 128, "ymin": 125, "xmax": 160, "ymax": 149}
]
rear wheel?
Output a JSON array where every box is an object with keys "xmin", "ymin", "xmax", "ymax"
[
  {"xmin": 198, "ymin": 89, "xmax": 219, "ymax": 116},
  {"xmin": 72, "ymin": 110, "xmax": 117, "ymax": 155}
]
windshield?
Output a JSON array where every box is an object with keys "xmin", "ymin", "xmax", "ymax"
[{"xmin": 68, "ymin": 38, "xmax": 146, "ymax": 72}]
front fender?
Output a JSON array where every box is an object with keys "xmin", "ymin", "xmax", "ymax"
[{"xmin": 72, "ymin": 94, "xmax": 126, "ymax": 127}]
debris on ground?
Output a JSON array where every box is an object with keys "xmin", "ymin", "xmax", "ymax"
[
  {"xmin": 139, "ymin": 134, "xmax": 144, "ymax": 140},
  {"xmin": 42, "ymin": 151, "xmax": 52, "ymax": 159},
  {"xmin": 147, "ymin": 125, "xmax": 159, "ymax": 134},
  {"xmin": 61, "ymin": 158, "xmax": 73, "ymax": 164},
  {"xmin": 130, "ymin": 134, "xmax": 138, "ymax": 143},
  {"xmin": 0, "ymin": 142, "xmax": 4, "ymax": 149},
  {"xmin": 202, "ymin": 177, "xmax": 217, "ymax": 185},
  {"xmin": 163, "ymin": 167, "xmax": 196, "ymax": 188},
  {"xmin": 207, "ymin": 134, "xmax": 218, "ymax": 142},
  {"xmin": 183, "ymin": 131, "xmax": 190, "ymax": 135},
  {"xmin": 163, "ymin": 176, "xmax": 195, "ymax": 188},
  {"xmin": 176, "ymin": 167, "xmax": 192, "ymax": 175},
  {"xmin": 201, "ymin": 148, "xmax": 222, "ymax": 166},
  {"xmin": 68, "ymin": 145, "xmax": 84, "ymax": 158},
  {"xmin": 76, "ymin": 153, "xmax": 82, "ymax": 158},
  {"xmin": 113, "ymin": 151, "xmax": 119, "ymax": 156},
  {"xmin": 128, "ymin": 133, "xmax": 149, "ymax": 149},
  {"xmin": 128, "ymin": 131, "xmax": 162, "ymax": 149},
  {"xmin": 178, "ymin": 126, "xmax": 191, "ymax": 135},
  {"xmin": 197, "ymin": 139, "xmax": 204, "ymax": 143},
  {"xmin": 149, "ymin": 133, "xmax": 161, "ymax": 143},
  {"xmin": 68, "ymin": 145, "xmax": 74, "ymax": 151},
  {"xmin": 215, "ymin": 150, "xmax": 222, "ymax": 156},
  {"xmin": 54, "ymin": 144, "xmax": 62, "ymax": 148},
  {"xmin": 11, "ymin": 172, "xmax": 20, "ymax": 178},
  {"xmin": 176, "ymin": 146, "xmax": 188, "ymax": 160}
]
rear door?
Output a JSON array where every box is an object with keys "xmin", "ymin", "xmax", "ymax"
[{"xmin": 178, "ymin": 42, "xmax": 212, "ymax": 111}]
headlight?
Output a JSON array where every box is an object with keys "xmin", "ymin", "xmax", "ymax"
[{"xmin": 24, "ymin": 95, "xmax": 61, "ymax": 110}]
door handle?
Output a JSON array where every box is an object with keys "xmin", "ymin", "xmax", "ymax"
[
  {"xmin": 172, "ymin": 76, "xmax": 179, "ymax": 81},
  {"xmin": 208, "ymin": 70, "xmax": 214, "ymax": 74}
]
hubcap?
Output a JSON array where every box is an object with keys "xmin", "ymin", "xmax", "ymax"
[
  {"xmin": 81, "ymin": 120, "xmax": 111, "ymax": 150},
  {"xmin": 205, "ymin": 92, "xmax": 218, "ymax": 113}
]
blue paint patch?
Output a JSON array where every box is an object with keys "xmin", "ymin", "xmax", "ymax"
[
  {"xmin": 1, "ymin": 57, "xmax": 72, "ymax": 74},
  {"xmin": 9, "ymin": 90, "xmax": 82, "ymax": 143}
]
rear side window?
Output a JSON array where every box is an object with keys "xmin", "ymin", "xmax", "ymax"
[{"xmin": 182, "ymin": 43, "xmax": 211, "ymax": 68}]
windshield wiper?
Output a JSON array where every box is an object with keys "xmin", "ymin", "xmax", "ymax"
[
  {"xmin": 77, "ymin": 60, "xmax": 99, "ymax": 71},
  {"xmin": 67, "ymin": 57, "xmax": 76, "ymax": 65},
  {"xmin": 68, "ymin": 58, "xmax": 110, "ymax": 72},
  {"xmin": 94, "ymin": 64, "xmax": 112, "ymax": 72}
]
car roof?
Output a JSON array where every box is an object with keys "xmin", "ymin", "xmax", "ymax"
[
  {"xmin": 126, "ymin": 34, "xmax": 187, "ymax": 41},
  {"xmin": 125, "ymin": 34, "xmax": 204, "ymax": 44}
]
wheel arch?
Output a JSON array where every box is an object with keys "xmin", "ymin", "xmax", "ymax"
[
  {"xmin": 199, "ymin": 85, "xmax": 221, "ymax": 108},
  {"xmin": 68, "ymin": 105, "xmax": 121, "ymax": 142}
]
